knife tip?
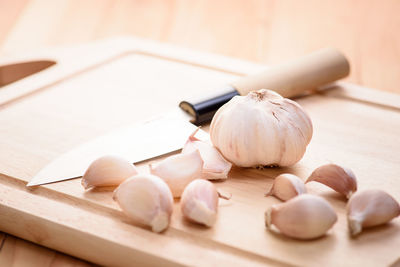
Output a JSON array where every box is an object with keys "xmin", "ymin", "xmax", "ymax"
[
  {"xmin": 26, "ymin": 181, "xmax": 38, "ymax": 187},
  {"xmin": 26, "ymin": 175, "xmax": 83, "ymax": 187}
]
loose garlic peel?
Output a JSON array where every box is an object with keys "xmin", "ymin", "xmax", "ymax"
[
  {"xmin": 306, "ymin": 164, "xmax": 357, "ymax": 199},
  {"xmin": 266, "ymin": 173, "xmax": 306, "ymax": 201},
  {"xmin": 210, "ymin": 89, "xmax": 313, "ymax": 167},
  {"xmin": 182, "ymin": 129, "xmax": 232, "ymax": 180},
  {"xmin": 181, "ymin": 179, "xmax": 219, "ymax": 227},
  {"xmin": 346, "ymin": 189, "xmax": 400, "ymax": 236},
  {"xmin": 113, "ymin": 174, "xmax": 173, "ymax": 233},
  {"xmin": 150, "ymin": 150, "xmax": 203, "ymax": 197},
  {"xmin": 265, "ymin": 194, "xmax": 337, "ymax": 239},
  {"xmin": 82, "ymin": 155, "xmax": 138, "ymax": 189}
]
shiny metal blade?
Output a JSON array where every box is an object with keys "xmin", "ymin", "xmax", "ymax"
[
  {"xmin": 0, "ymin": 60, "xmax": 56, "ymax": 87},
  {"xmin": 28, "ymin": 109, "xmax": 208, "ymax": 186}
]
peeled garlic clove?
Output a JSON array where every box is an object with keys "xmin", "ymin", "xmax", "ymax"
[
  {"xmin": 113, "ymin": 174, "xmax": 173, "ymax": 233},
  {"xmin": 266, "ymin": 173, "xmax": 306, "ymax": 201},
  {"xmin": 182, "ymin": 129, "xmax": 232, "ymax": 180},
  {"xmin": 346, "ymin": 189, "xmax": 400, "ymax": 236},
  {"xmin": 265, "ymin": 194, "xmax": 337, "ymax": 239},
  {"xmin": 150, "ymin": 150, "xmax": 203, "ymax": 197},
  {"xmin": 210, "ymin": 89, "xmax": 313, "ymax": 167},
  {"xmin": 306, "ymin": 164, "xmax": 357, "ymax": 199},
  {"xmin": 82, "ymin": 155, "xmax": 138, "ymax": 189},
  {"xmin": 181, "ymin": 179, "xmax": 219, "ymax": 227}
]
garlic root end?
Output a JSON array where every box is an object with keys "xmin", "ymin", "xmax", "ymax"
[
  {"xmin": 151, "ymin": 212, "xmax": 170, "ymax": 233},
  {"xmin": 348, "ymin": 217, "xmax": 362, "ymax": 236},
  {"xmin": 265, "ymin": 208, "xmax": 273, "ymax": 228},
  {"xmin": 188, "ymin": 200, "xmax": 216, "ymax": 227},
  {"xmin": 81, "ymin": 179, "xmax": 90, "ymax": 190}
]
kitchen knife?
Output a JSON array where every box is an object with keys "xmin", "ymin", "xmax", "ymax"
[
  {"xmin": 28, "ymin": 48, "xmax": 349, "ymax": 186},
  {"xmin": 0, "ymin": 60, "xmax": 56, "ymax": 87}
]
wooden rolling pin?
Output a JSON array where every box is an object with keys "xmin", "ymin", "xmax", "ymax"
[{"xmin": 179, "ymin": 48, "xmax": 349, "ymax": 124}]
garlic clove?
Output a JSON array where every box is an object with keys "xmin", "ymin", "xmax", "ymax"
[
  {"xmin": 113, "ymin": 174, "xmax": 173, "ymax": 233},
  {"xmin": 182, "ymin": 129, "xmax": 232, "ymax": 180},
  {"xmin": 150, "ymin": 150, "xmax": 203, "ymax": 197},
  {"xmin": 306, "ymin": 164, "xmax": 357, "ymax": 199},
  {"xmin": 265, "ymin": 194, "xmax": 337, "ymax": 239},
  {"xmin": 181, "ymin": 179, "xmax": 219, "ymax": 227},
  {"xmin": 266, "ymin": 173, "xmax": 306, "ymax": 201},
  {"xmin": 82, "ymin": 155, "xmax": 138, "ymax": 189},
  {"xmin": 346, "ymin": 189, "xmax": 400, "ymax": 236}
]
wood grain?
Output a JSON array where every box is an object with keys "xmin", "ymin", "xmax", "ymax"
[
  {"xmin": 0, "ymin": 233, "xmax": 93, "ymax": 267},
  {"xmin": 0, "ymin": 0, "xmax": 399, "ymax": 266},
  {"xmin": 0, "ymin": 38, "xmax": 399, "ymax": 266}
]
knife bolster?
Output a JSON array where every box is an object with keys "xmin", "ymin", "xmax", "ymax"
[{"xmin": 179, "ymin": 86, "xmax": 239, "ymax": 125}]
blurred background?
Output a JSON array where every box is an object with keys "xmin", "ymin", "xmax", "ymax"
[
  {"xmin": 1, "ymin": 0, "xmax": 399, "ymax": 94},
  {"xmin": 0, "ymin": 0, "xmax": 399, "ymax": 266}
]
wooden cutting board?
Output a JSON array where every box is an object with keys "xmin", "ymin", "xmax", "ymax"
[{"xmin": 0, "ymin": 37, "xmax": 399, "ymax": 267}]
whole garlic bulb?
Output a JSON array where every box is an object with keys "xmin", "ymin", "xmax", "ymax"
[{"xmin": 210, "ymin": 89, "xmax": 313, "ymax": 167}]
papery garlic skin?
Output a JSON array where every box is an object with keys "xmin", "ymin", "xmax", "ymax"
[
  {"xmin": 150, "ymin": 150, "xmax": 203, "ymax": 197},
  {"xmin": 82, "ymin": 155, "xmax": 138, "ymax": 189},
  {"xmin": 181, "ymin": 179, "xmax": 219, "ymax": 227},
  {"xmin": 306, "ymin": 164, "xmax": 357, "ymax": 199},
  {"xmin": 266, "ymin": 173, "xmax": 306, "ymax": 201},
  {"xmin": 210, "ymin": 89, "xmax": 313, "ymax": 167},
  {"xmin": 182, "ymin": 129, "xmax": 232, "ymax": 180},
  {"xmin": 113, "ymin": 174, "xmax": 173, "ymax": 233},
  {"xmin": 265, "ymin": 194, "xmax": 337, "ymax": 239},
  {"xmin": 347, "ymin": 189, "xmax": 400, "ymax": 236}
]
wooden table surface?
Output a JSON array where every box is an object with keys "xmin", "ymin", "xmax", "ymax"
[{"xmin": 0, "ymin": 0, "xmax": 399, "ymax": 266}]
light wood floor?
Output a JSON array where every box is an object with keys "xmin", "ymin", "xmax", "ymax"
[{"xmin": 0, "ymin": 0, "xmax": 399, "ymax": 266}]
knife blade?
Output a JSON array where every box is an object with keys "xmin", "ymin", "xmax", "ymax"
[
  {"xmin": 28, "ymin": 47, "xmax": 350, "ymax": 186},
  {"xmin": 0, "ymin": 60, "xmax": 56, "ymax": 87},
  {"xmin": 28, "ymin": 109, "xmax": 208, "ymax": 186}
]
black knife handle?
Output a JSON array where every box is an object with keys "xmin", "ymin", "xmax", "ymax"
[{"xmin": 179, "ymin": 86, "xmax": 239, "ymax": 125}]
